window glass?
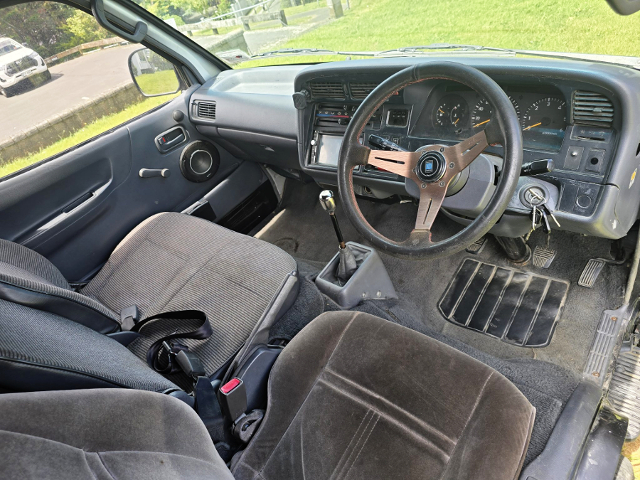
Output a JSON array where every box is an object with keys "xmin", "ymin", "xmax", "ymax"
[
  {"xmin": 0, "ymin": 2, "xmax": 180, "ymax": 179},
  {"xmin": 130, "ymin": 0, "xmax": 640, "ymax": 69}
]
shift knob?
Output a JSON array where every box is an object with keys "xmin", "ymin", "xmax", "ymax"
[{"xmin": 319, "ymin": 190, "xmax": 337, "ymax": 215}]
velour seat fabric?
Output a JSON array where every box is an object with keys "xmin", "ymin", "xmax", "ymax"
[
  {"xmin": 0, "ymin": 212, "xmax": 298, "ymax": 379},
  {"xmin": 0, "ymin": 389, "xmax": 235, "ymax": 480},
  {"xmin": 0, "ymin": 312, "xmax": 535, "ymax": 480},
  {"xmin": 232, "ymin": 311, "xmax": 536, "ymax": 480}
]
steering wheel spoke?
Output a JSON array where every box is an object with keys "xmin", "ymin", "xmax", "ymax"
[
  {"xmin": 367, "ymin": 150, "xmax": 421, "ymax": 177},
  {"xmin": 415, "ymin": 183, "xmax": 447, "ymax": 233},
  {"xmin": 444, "ymin": 129, "xmax": 489, "ymax": 174}
]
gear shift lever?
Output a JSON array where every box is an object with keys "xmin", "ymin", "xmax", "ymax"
[{"xmin": 319, "ymin": 190, "xmax": 357, "ymax": 283}]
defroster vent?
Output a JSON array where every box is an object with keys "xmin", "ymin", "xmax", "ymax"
[
  {"xmin": 572, "ymin": 91, "xmax": 614, "ymax": 128},
  {"xmin": 309, "ymin": 82, "xmax": 345, "ymax": 99},
  {"xmin": 196, "ymin": 101, "xmax": 216, "ymax": 120}
]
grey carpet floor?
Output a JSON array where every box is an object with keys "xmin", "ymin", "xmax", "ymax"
[{"xmin": 257, "ymin": 179, "xmax": 631, "ymax": 378}]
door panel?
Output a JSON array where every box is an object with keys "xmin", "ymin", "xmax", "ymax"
[{"xmin": 0, "ymin": 89, "xmax": 242, "ymax": 280}]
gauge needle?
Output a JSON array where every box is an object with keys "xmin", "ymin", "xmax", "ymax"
[
  {"xmin": 523, "ymin": 122, "xmax": 542, "ymax": 131},
  {"xmin": 454, "ymin": 118, "xmax": 460, "ymax": 125},
  {"xmin": 473, "ymin": 119, "xmax": 490, "ymax": 128},
  {"xmin": 438, "ymin": 109, "xmax": 444, "ymax": 114}
]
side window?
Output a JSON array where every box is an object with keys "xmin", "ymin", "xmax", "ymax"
[{"xmin": 0, "ymin": 2, "xmax": 181, "ymax": 179}]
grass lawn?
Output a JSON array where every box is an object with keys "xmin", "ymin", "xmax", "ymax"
[
  {"xmin": 239, "ymin": 0, "xmax": 640, "ymax": 68},
  {"xmin": 0, "ymin": 94, "xmax": 176, "ymax": 178}
]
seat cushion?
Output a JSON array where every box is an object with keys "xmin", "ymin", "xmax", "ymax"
[
  {"xmin": 0, "ymin": 239, "xmax": 120, "ymax": 333},
  {"xmin": 0, "ymin": 389, "xmax": 234, "ymax": 480},
  {"xmin": 83, "ymin": 212, "xmax": 298, "ymax": 378},
  {"xmin": 233, "ymin": 311, "xmax": 535, "ymax": 480}
]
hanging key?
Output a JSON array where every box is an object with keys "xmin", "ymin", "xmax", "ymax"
[
  {"xmin": 531, "ymin": 205, "xmax": 542, "ymax": 231},
  {"xmin": 541, "ymin": 203, "xmax": 561, "ymax": 228},
  {"xmin": 540, "ymin": 208, "xmax": 552, "ymax": 234}
]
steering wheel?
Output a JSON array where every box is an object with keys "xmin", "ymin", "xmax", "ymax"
[{"xmin": 337, "ymin": 62, "xmax": 523, "ymax": 258}]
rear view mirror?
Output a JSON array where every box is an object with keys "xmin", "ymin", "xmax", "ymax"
[
  {"xmin": 606, "ymin": 0, "xmax": 640, "ymax": 15},
  {"xmin": 129, "ymin": 48, "xmax": 180, "ymax": 97}
]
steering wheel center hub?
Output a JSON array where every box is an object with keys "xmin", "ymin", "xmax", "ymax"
[{"xmin": 416, "ymin": 151, "xmax": 447, "ymax": 183}]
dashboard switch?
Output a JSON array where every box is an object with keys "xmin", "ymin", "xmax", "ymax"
[{"xmin": 563, "ymin": 146, "xmax": 584, "ymax": 170}]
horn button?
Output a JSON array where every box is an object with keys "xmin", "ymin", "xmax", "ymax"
[{"xmin": 416, "ymin": 151, "xmax": 447, "ymax": 183}]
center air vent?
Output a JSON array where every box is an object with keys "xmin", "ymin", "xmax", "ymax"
[
  {"xmin": 350, "ymin": 82, "xmax": 378, "ymax": 99},
  {"xmin": 572, "ymin": 91, "xmax": 614, "ymax": 128},
  {"xmin": 309, "ymin": 82, "xmax": 345, "ymax": 99},
  {"xmin": 196, "ymin": 101, "xmax": 216, "ymax": 120}
]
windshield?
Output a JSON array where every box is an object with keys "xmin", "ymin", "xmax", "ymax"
[
  {"xmin": 133, "ymin": 0, "xmax": 640, "ymax": 68},
  {"xmin": 0, "ymin": 39, "xmax": 21, "ymax": 57}
]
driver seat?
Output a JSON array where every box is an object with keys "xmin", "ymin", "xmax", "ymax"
[{"xmin": 0, "ymin": 311, "xmax": 535, "ymax": 480}]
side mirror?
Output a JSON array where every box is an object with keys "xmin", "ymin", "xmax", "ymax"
[
  {"xmin": 128, "ymin": 48, "xmax": 181, "ymax": 97},
  {"xmin": 606, "ymin": 0, "xmax": 640, "ymax": 15}
]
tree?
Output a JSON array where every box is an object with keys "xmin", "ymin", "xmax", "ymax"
[{"xmin": 65, "ymin": 10, "xmax": 111, "ymax": 45}]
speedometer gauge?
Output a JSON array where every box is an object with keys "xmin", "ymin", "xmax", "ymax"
[{"xmin": 471, "ymin": 97, "xmax": 520, "ymax": 129}]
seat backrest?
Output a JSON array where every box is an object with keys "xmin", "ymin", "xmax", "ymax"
[
  {"xmin": 0, "ymin": 239, "xmax": 120, "ymax": 333},
  {"xmin": 0, "ymin": 299, "xmax": 178, "ymax": 394}
]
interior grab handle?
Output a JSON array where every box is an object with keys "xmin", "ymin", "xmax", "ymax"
[
  {"xmin": 91, "ymin": 0, "xmax": 148, "ymax": 43},
  {"xmin": 139, "ymin": 168, "xmax": 171, "ymax": 178}
]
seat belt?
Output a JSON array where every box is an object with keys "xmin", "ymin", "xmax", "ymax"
[{"xmin": 127, "ymin": 309, "xmax": 213, "ymax": 376}]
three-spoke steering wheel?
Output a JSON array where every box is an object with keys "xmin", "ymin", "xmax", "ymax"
[{"xmin": 337, "ymin": 62, "xmax": 523, "ymax": 258}]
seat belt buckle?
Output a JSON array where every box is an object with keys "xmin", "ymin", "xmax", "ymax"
[
  {"xmin": 120, "ymin": 305, "xmax": 139, "ymax": 331},
  {"xmin": 219, "ymin": 378, "xmax": 247, "ymax": 424}
]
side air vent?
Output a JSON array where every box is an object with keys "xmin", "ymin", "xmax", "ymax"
[
  {"xmin": 196, "ymin": 101, "xmax": 216, "ymax": 120},
  {"xmin": 572, "ymin": 91, "xmax": 614, "ymax": 128},
  {"xmin": 309, "ymin": 82, "xmax": 345, "ymax": 99},
  {"xmin": 350, "ymin": 82, "xmax": 378, "ymax": 99}
]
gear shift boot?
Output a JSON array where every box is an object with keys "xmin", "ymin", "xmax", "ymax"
[
  {"xmin": 337, "ymin": 245, "xmax": 358, "ymax": 283},
  {"xmin": 316, "ymin": 242, "xmax": 397, "ymax": 308}
]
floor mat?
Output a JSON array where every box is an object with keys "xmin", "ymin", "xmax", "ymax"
[{"xmin": 439, "ymin": 259, "xmax": 570, "ymax": 347}]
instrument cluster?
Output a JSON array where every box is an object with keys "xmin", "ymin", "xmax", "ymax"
[{"xmin": 416, "ymin": 84, "xmax": 568, "ymax": 152}]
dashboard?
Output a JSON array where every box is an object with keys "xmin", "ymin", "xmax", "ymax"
[{"xmin": 188, "ymin": 56, "xmax": 640, "ymax": 240}]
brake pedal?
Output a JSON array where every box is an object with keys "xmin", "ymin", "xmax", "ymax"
[
  {"xmin": 466, "ymin": 236, "xmax": 487, "ymax": 254},
  {"xmin": 532, "ymin": 245, "xmax": 556, "ymax": 268},
  {"xmin": 578, "ymin": 259, "xmax": 606, "ymax": 288}
]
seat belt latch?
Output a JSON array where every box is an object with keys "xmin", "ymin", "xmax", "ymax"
[
  {"xmin": 219, "ymin": 377, "xmax": 247, "ymax": 424},
  {"xmin": 120, "ymin": 305, "xmax": 139, "ymax": 331},
  {"xmin": 175, "ymin": 349, "xmax": 206, "ymax": 379}
]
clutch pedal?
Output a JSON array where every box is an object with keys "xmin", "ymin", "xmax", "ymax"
[
  {"xmin": 466, "ymin": 236, "xmax": 487, "ymax": 254},
  {"xmin": 532, "ymin": 245, "xmax": 556, "ymax": 268},
  {"xmin": 578, "ymin": 259, "xmax": 606, "ymax": 288}
]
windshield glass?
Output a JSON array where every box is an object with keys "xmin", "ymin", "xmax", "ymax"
[
  {"xmin": 132, "ymin": 0, "xmax": 640, "ymax": 68},
  {"xmin": 0, "ymin": 39, "xmax": 21, "ymax": 57}
]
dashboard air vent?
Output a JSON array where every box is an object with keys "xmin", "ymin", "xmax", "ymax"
[
  {"xmin": 197, "ymin": 101, "xmax": 216, "ymax": 120},
  {"xmin": 309, "ymin": 82, "xmax": 345, "ymax": 99},
  {"xmin": 350, "ymin": 82, "xmax": 378, "ymax": 99},
  {"xmin": 572, "ymin": 91, "xmax": 614, "ymax": 128}
]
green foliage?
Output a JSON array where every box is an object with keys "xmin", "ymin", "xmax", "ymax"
[{"xmin": 64, "ymin": 10, "xmax": 111, "ymax": 45}]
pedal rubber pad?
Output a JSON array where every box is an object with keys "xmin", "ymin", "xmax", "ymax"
[
  {"xmin": 578, "ymin": 259, "xmax": 606, "ymax": 288},
  {"xmin": 532, "ymin": 245, "xmax": 556, "ymax": 268},
  {"xmin": 466, "ymin": 237, "xmax": 487, "ymax": 254}
]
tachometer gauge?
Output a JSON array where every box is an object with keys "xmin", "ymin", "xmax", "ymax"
[
  {"xmin": 522, "ymin": 97, "xmax": 566, "ymax": 132},
  {"xmin": 434, "ymin": 95, "xmax": 469, "ymax": 131},
  {"xmin": 471, "ymin": 97, "xmax": 521, "ymax": 129}
]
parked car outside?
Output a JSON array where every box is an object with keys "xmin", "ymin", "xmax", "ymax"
[{"xmin": 0, "ymin": 37, "xmax": 50, "ymax": 97}]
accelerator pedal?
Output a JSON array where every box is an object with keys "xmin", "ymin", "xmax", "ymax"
[
  {"xmin": 578, "ymin": 259, "xmax": 607, "ymax": 288},
  {"xmin": 466, "ymin": 236, "xmax": 487, "ymax": 254},
  {"xmin": 608, "ymin": 343, "xmax": 640, "ymax": 440},
  {"xmin": 532, "ymin": 245, "xmax": 556, "ymax": 269}
]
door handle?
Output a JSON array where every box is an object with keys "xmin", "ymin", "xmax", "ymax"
[{"xmin": 139, "ymin": 168, "xmax": 170, "ymax": 178}]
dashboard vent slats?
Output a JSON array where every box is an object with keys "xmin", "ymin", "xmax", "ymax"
[
  {"xmin": 572, "ymin": 91, "xmax": 614, "ymax": 128},
  {"xmin": 350, "ymin": 82, "xmax": 378, "ymax": 99},
  {"xmin": 197, "ymin": 101, "xmax": 216, "ymax": 120},
  {"xmin": 309, "ymin": 82, "xmax": 345, "ymax": 99}
]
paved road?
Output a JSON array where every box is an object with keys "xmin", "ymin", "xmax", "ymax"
[{"xmin": 0, "ymin": 44, "xmax": 140, "ymax": 144}]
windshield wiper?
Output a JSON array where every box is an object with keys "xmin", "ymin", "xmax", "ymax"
[
  {"xmin": 251, "ymin": 47, "xmax": 376, "ymax": 59},
  {"xmin": 376, "ymin": 43, "xmax": 640, "ymax": 69}
]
